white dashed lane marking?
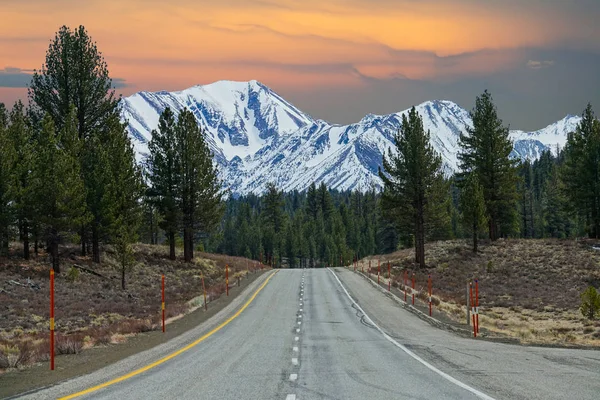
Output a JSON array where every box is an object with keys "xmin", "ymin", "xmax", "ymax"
[
  {"xmin": 289, "ymin": 374, "xmax": 298, "ymax": 382},
  {"xmin": 292, "ymin": 358, "xmax": 299, "ymax": 365}
]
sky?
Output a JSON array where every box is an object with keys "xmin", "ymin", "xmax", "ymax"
[{"xmin": 0, "ymin": 0, "xmax": 599, "ymax": 130}]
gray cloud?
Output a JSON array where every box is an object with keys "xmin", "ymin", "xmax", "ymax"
[
  {"xmin": 526, "ymin": 60, "xmax": 555, "ymax": 70},
  {"xmin": 0, "ymin": 67, "xmax": 33, "ymax": 87},
  {"xmin": 0, "ymin": 67, "xmax": 128, "ymax": 88},
  {"xmin": 279, "ymin": 48, "xmax": 600, "ymax": 131}
]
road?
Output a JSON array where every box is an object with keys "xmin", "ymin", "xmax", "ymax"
[{"xmin": 15, "ymin": 268, "xmax": 600, "ymax": 400}]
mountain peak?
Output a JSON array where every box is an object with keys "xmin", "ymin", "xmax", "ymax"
[{"xmin": 121, "ymin": 81, "xmax": 579, "ymax": 195}]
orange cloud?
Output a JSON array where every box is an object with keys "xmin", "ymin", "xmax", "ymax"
[{"xmin": 0, "ymin": 0, "xmax": 597, "ymax": 102}]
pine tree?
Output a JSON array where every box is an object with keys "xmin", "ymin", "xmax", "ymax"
[
  {"xmin": 8, "ymin": 101, "xmax": 35, "ymax": 259},
  {"xmin": 379, "ymin": 106, "xmax": 447, "ymax": 267},
  {"xmin": 29, "ymin": 25, "xmax": 119, "ymax": 259},
  {"xmin": 458, "ymin": 173, "xmax": 487, "ymax": 252},
  {"xmin": 176, "ymin": 109, "xmax": 223, "ymax": 262},
  {"xmin": 30, "ymin": 112, "xmax": 87, "ymax": 272},
  {"xmin": 147, "ymin": 107, "xmax": 180, "ymax": 259},
  {"xmin": 0, "ymin": 104, "xmax": 13, "ymax": 256},
  {"xmin": 458, "ymin": 90, "xmax": 519, "ymax": 240},
  {"xmin": 103, "ymin": 114, "xmax": 143, "ymax": 287},
  {"xmin": 562, "ymin": 104, "xmax": 600, "ymax": 238}
]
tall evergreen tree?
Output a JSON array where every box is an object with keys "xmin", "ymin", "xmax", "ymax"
[
  {"xmin": 30, "ymin": 112, "xmax": 87, "ymax": 272},
  {"xmin": 176, "ymin": 109, "xmax": 223, "ymax": 262},
  {"xmin": 562, "ymin": 104, "xmax": 600, "ymax": 238},
  {"xmin": 458, "ymin": 173, "xmax": 487, "ymax": 252},
  {"xmin": 458, "ymin": 90, "xmax": 519, "ymax": 240},
  {"xmin": 8, "ymin": 101, "xmax": 35, "ymax": 259},
  {"xmin": 147, "ymin": 107, "xmax": 180, "ymax": 259},
  {"xmin": 29, "ymin": 25, "xmax": 119, "ymax": 260},
  {"xmin": 104, "ymin": 114, "xmax": 143, "ymax": 286},
  {"xmin": 379, "ymin": 107, "xmax": 447, "ymax": 267},
  {"xmin": 0, "ymin": 104, "xmax": 13, "ymax": 256}
]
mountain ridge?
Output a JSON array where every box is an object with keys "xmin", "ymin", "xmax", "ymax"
[{"xmin": 120, "ymin": 80, "xmax": 581, "ymax": 195}]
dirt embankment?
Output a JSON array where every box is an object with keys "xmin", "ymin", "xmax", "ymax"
[{"xmin": 360, "ymin": 238, "xmax": 600, "ymax": 347}]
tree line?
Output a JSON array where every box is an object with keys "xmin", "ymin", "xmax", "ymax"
[
  {"xmin": 0, "ymin": 26, "xmax": 222, "ymax": 287},
  {"xmin": 206, "ymin": 93, "xmax": 600, "ymax": 268}
]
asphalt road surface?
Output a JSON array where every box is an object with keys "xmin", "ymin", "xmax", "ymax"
[{"xmin": 15, "ymin": 268, "xmax": 600, "ymax": 400}]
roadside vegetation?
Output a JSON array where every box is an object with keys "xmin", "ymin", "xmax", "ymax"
[
  {"xmin": 361, "ymin": 238, "xmax": 600, "ymax": 346},
  {"xmin": 0, "ymin": 242, "xmax": 259, "ymax": 370}
]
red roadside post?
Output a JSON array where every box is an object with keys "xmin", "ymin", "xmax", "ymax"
[
  {"xmin": 201, "ymin": 273, "xmax": 207, "ymax": 311},
  {"xmin": 226, "ymin": 264, "xmax": 229, "ymax": 296},
  {"xmin": 388, "ymin": 261, "xmax": 391, "ymax": 291},
  {"xmin": 354, "ymin": 255, "xmax": 356, "ymax": 272},
  {"xmin": 368, "ymin": 259, "xmax": 371, "ymax": 274},
  {"xmin": 475, "ymin": 279, "xmax": 480, "ymax": 334},
  {"xmin": 411, "ymin": 272, "xmax": 415, "ymax": 305},
  {"xmin": 428, "ymin": 274, "xmax": 432, "ymax": 316},
  {"xmin": 377, "ymin": 259, "xmax": 380, "ymax": 285},
  {"xmin": 161, "ymin": 274, "xmax": 165, "ymax": 333},
  {"xmin": 404, "ymin": 270, "xmax": 408, "ymax": 302},
  {"xmin": 469, "ymin": 281, "xmax": 476, "ymax": 338},
  {"xmin": 50, "ymin": 269, "xmax": 55, "ymax": 371}
]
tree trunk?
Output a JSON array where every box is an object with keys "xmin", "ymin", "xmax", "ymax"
[
  {"xmin": 169, "ymin": 231, "xmax": 176, "ymax": 260},
  {"xmin": 92, "ymin": 223, "xmax": 100, "ymax": 263},
  {"xmin": 188, "ymin": 232, "xmax": 194, "ymax": 261},
  {"xmin": 121, "ymin": 266, "xmax": 126, "ymax": 290},
  {"xmin": 183, "ymin": 228, "xmax": 192, "ymax": 263},
  {"xmin": 50, "ymin": 228, "xmax": 60, "ymax": 273},
  {"xmin": 472, "ymin": 220, "xmax": 478, "ymax": 253},
  {"xmin": 1, "ymin": 232, "xmax": 8, "ymax": 257},
  {"xmin": 34, "ymin": 239, "xmax": 38, "ymax": 256},
  {"xmin": 81, "ymin": 225, "xmax": 86, "ymax": 256},
  {"xmin": 23, "ymin": 222, "xmax": 29, "ymax": 260}
]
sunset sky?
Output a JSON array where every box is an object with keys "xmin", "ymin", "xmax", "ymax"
[{"xmin": 1, "ymin": 0, "xmax": 599, "ymax": 129}]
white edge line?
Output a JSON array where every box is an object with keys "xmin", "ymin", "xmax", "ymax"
[
  {"xmin": 286, "ymin": 395, "xmax": 296, "ymax": 400},
  {"xmin": 326, "ymin": 267, "xmax": 496, "ymax": 400}
]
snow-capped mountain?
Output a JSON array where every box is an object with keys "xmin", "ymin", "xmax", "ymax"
[{"xmin": 121, "ymin": 80, "xmax": 581, "ymax": 195}]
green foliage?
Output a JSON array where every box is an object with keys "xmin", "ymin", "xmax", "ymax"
[
  {"xmin": 562, "ymin": 104, "xmax": 600, "ymax": 238},
  {"xmin": 379, "ymin": 106, "xmax": 449, "ymax": 267},
  {"xmin": 458, "ymin": 90, "xmax": 519, "ymax": 240},
  {"xmin": 0, "ymin": 104, "xmax": 13, "ymax": 256},
  {"xmin": 458, "ymin": 173, "xmax": 487, "ymax": 252},
  {"xmin": 66, "ymin": 266, "xmax": 80, "ymax": 282},
  {"xmin": 580, "ymin": 286, "xmax": 600, "ymax": 320},
  {"xmin": 30, "ymin": 111, "xmax": 88, "ymax": 272}
]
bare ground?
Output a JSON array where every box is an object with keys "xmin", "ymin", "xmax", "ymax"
[{"xmin": 359, "ymin": 238, "xmax": 600, "ymax": 347}]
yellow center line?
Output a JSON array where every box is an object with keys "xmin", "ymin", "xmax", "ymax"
[{"xmin": 59, "ymin": 270, "xmax": 278, "ymax": 400}]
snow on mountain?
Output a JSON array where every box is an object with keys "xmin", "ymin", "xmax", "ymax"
[
  {"xmin": 121, "ymin": 80, "xmax": 581, "ymax": 195},
  {"xmin": 121, "ymin": 80, "xmax": 313, "ymax": 164}
]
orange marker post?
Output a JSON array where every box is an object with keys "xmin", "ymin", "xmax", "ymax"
[
  {"xmin": 377, "ymin": 259, "xmax": 380, "ymax": 285},
  {"xmin": 201, "ymin": 273, "xmax": 207, "ymax": 311},
  {"xmin": 226, "ymin": 264, "xmax": 229, "ymax": 296},
  {"xmin": 388, "ymin": 261, "xmax": 391, "ymax": 291},
  {"xmin": 411, "ymin": 273, "xmax": 415, "ymax": 306},
  {"xmin": 161, "ymin": 274, "xmax": 165, "ymax": 333},
  {"xmin": 475, "ymin": 279, "xmax": 480, "ymax": 334},
  {"xmin": 469, "ymin": 281, "xmax": 476, "ymax": 338},
  {"xmin": 428, "ymin": 275, "xmax": 432, "ymax": 316},
  {"xmin": 404, "ymin": 270, "xmax": 408, "ymax": 302},
  {"xmin": 50, "ymin": 269, "xmax": 55, "ymax": 371}
]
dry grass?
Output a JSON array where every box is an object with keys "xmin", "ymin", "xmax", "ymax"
[
  {"xmin": 360, "ymin": 238, "xmax": 600, "ymax": 346},
  {"xmin": 0, "ymin": 242, "xmax": 263, "ymax": 370}
]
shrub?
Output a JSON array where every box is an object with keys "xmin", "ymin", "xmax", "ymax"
[
  {"xmin": 66, "ymin": 266, "xmax": 80, "ymax": 282},
  {"xmin": 56, "ymin": 335, "xmax": 83, "ymax": 355},
  {"xmin": 580, "ymin": 286, "xmax": 600, "ymax": 320}
]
